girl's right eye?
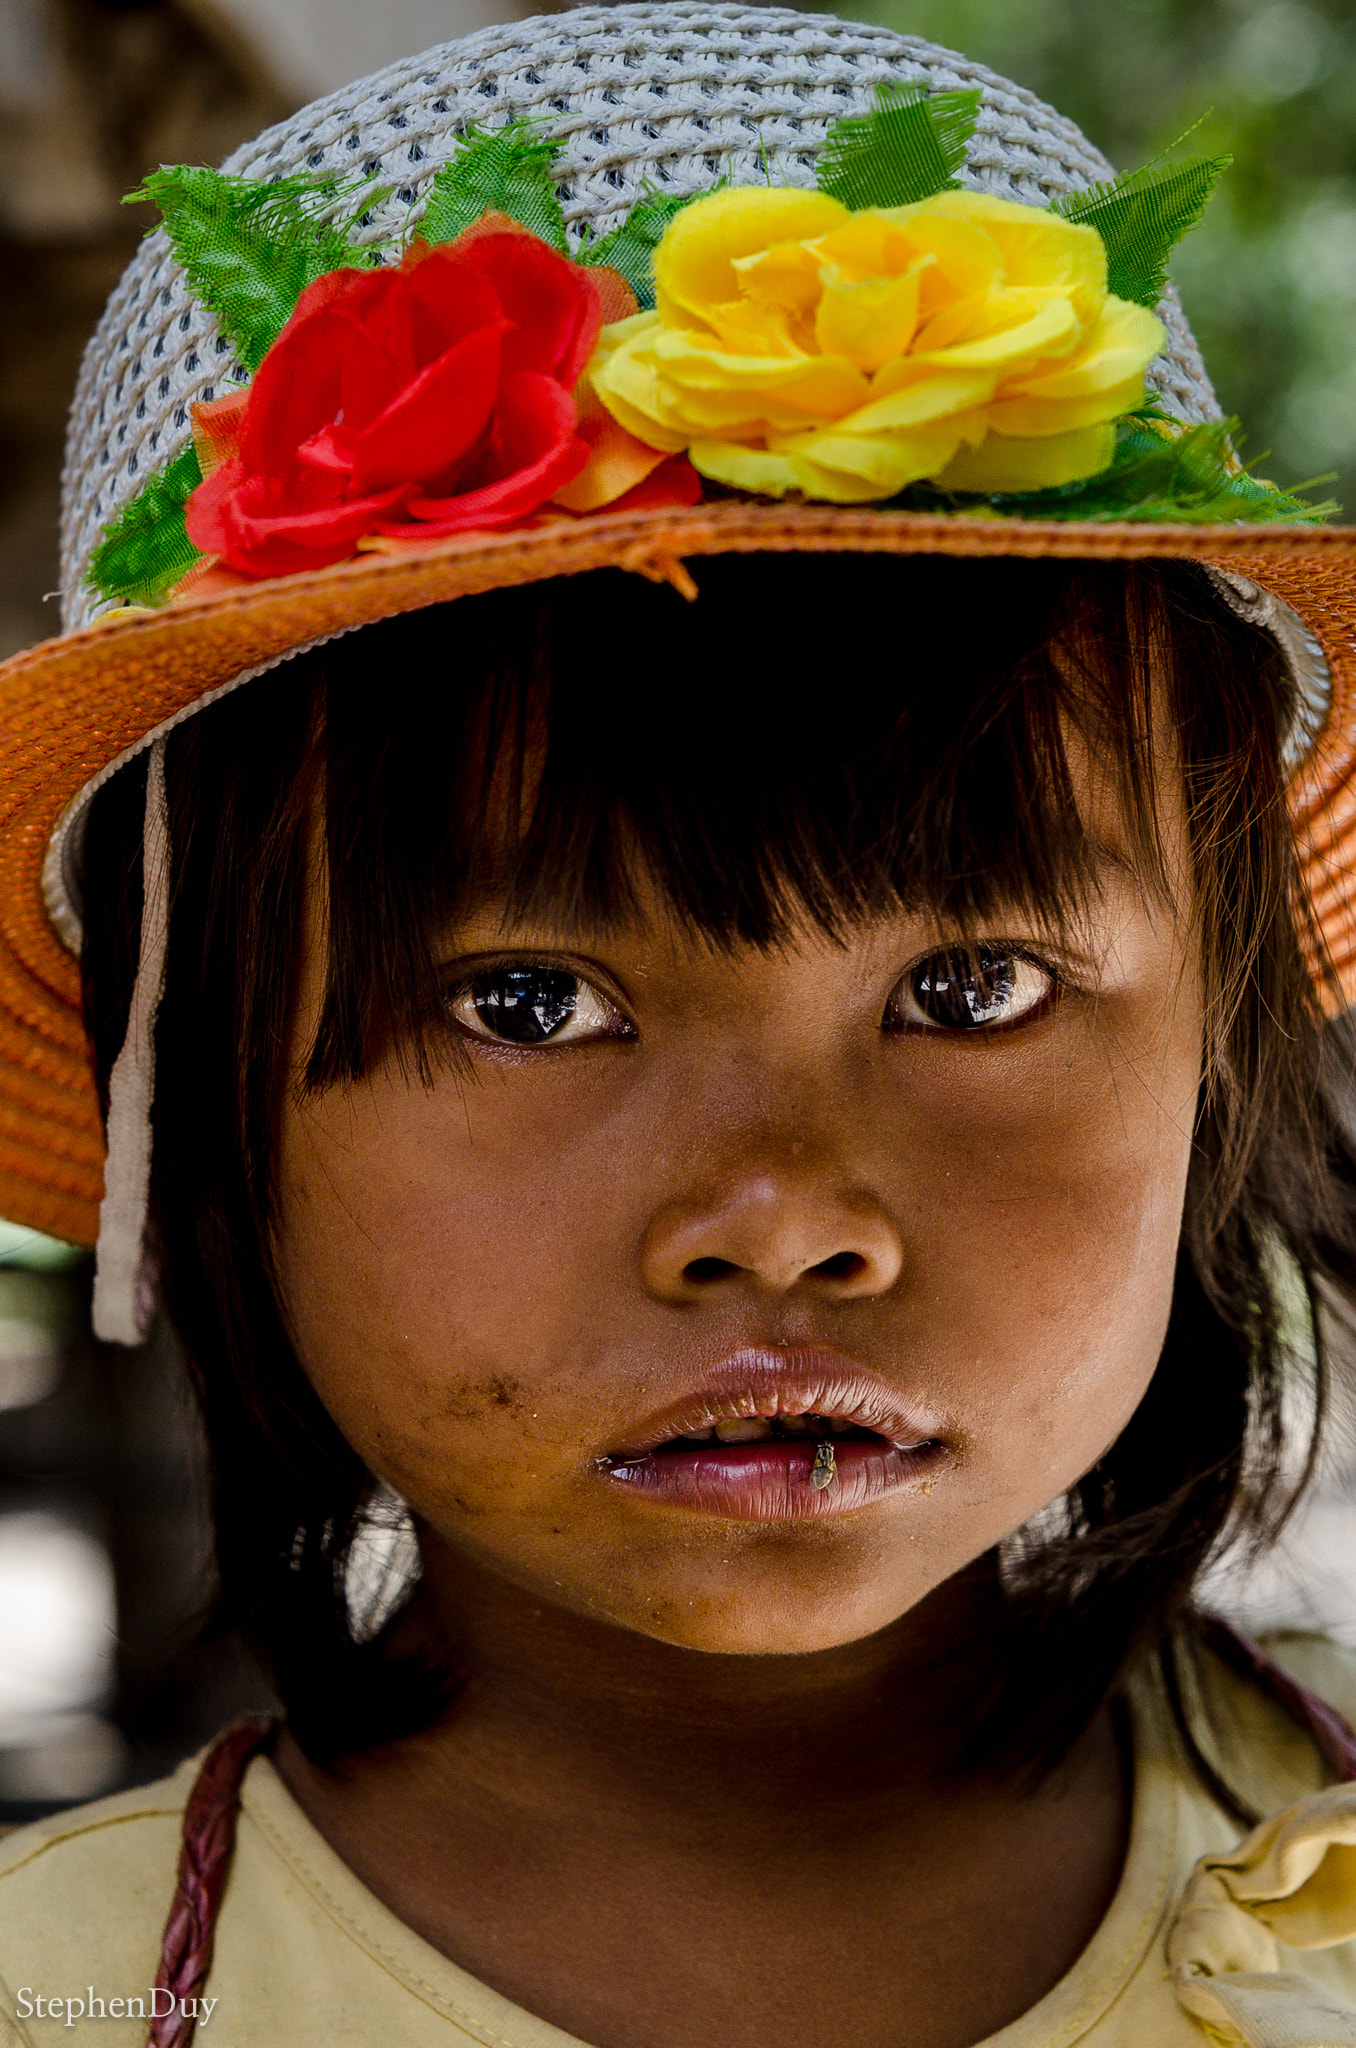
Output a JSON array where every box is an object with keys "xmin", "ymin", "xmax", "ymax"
[{"xmin": 447, "ymin": 964, "xmax": 629, "ymax": 1047}]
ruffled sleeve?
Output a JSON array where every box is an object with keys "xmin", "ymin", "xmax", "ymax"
[{"xmin": 1169, "ymin": 1784, "xmax": 1356, "ymax": 2044}]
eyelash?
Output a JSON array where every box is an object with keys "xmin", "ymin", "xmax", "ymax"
[{"xmin": 444, "ymin": 944, "xmax": 1065, "ymax": 1052}]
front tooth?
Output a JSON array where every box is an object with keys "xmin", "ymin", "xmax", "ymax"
[
  {"xmin": 685, "ymin": 1427, "xmax": 714, "ymax": 1442},
  {"xmin": 830, "ymin": 1417, "xmax": 855, "ymax": 1436},
  {"xmin": 715, "ymin": 1418, "xmax": 772, "ymax": 1443},
  {"xmin": 780, "ymin": 1415, "xmax": 814, "ymax": 1435}
]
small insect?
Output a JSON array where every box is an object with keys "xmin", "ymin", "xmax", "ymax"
[{"xmin": 811, "ymin": 1440, "xmax": 837, "ymax": 1491}]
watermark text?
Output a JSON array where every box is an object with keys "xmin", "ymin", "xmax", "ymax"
[{"xmin": 15, "ymin": 1989, "xmax": 216, "ymax": 2027}]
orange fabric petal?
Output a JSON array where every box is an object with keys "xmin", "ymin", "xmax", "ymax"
[
  {"xmin": 168, "ymin": 554, "xmax": 248, "ymax": 602},
  {"xmin": 603, "ymin": 454, "xmax": 702, "ymax": 514},
  {"xmin": 190, "ymin": 390, "xmax": 250, "ymax": 478},
  {"xmin": 551, "ymin": 377, "xmax": 670, "ymax": 512},
  {"xmin": 584, "ymin": 264, "xmax": 640, "ymax": 327}
]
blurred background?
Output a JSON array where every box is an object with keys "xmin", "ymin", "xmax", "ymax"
[{"xmin": 1, "ymin": 0, "xmax": 1354, "ymax": 1821}]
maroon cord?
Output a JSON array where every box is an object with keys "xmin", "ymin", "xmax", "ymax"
[
  {"xmin": 145, "ymin": 1714, "xmax": 276, "ymax": 2048},
  {"xmin": 145, "ymin": 1628, "xmax": 1356, "ymax": 2044}
]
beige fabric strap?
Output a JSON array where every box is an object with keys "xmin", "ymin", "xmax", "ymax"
[{"xmin": 91, "ymin": 736, "xmax": 168, "ymax": 1346}]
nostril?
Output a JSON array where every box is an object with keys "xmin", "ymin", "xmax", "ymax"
[
  {"xmin": 684, "ymin": 1256, "xmax": 738, "ymax": 1284},
  {"xmin": 812, "ymin": 1251, "xmax": 866, "ymax": 1282}
]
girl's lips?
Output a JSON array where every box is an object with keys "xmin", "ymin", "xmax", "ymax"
[
  {"xmin": 603, "ymin": 1435, "xmax": 945, "ymax": 1520},
  {"xmin": 598, "ymin": 1347, "xmax": 948, "ymax": 1519},
  {"xmin": 605, "ymin": 1346, "xmax": 942, "ymax": 1457}
]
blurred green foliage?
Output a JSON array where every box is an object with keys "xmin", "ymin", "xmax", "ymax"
[{"xmin": 824, "ymin": 0, "xmax": 1356, "ymax": 516}]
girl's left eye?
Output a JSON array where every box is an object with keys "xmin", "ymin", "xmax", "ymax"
[
  {"xmin": 886, "ymin": 946, "xmax": 1057, "ymax": 1034},
  {"xmin": 447, "ymin": 965, "xmax": 628, "ymax": 1047}
]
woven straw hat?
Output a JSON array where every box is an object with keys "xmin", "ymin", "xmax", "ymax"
[{"xmin": 2, "ymin": 0, "xmax": 1355, "ymax": 1258}]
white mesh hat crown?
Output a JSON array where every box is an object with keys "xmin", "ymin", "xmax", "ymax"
[{"xmin": 61, "ymin": 0, "xmax": 1224, "ymax": 633}]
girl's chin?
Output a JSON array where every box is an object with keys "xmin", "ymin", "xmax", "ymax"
[
  {"xmin": 588, "ymin": 1560, "xmax": 950, "ymax": 1658},
  {"xmin": 617, "ymin": 1602, "xmax": 917, "ymax": 1658}
]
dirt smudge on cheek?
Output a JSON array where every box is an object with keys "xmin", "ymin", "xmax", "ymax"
[
  {"xmin": 643, "ymin": 1597, "xmax": 689, "ymax": 1634},
  {"xmin": 435, "ymin": 1373, "xmax": 532, "ymax": 1426},
  {"xmin": 368, "ymin": 1367, "xmax": 548, "ymax": 1522}
]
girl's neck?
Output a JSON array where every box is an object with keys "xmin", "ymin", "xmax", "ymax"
[
  {"xmin": 272, "ymin": 1545, "xmax": 1129, "ymax": 2048},
  {"xmin": 381, "ymin": 1537, "xmax": 1014, "ymax": 1804}
]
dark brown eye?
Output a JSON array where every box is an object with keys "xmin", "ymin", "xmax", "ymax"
[
  {"xmin": 887, "ymin": 948, "xmax": 1054, "ymax": 1033},
  {"xmin": 448, "ymin": 965, "xmax": 624, "ymax": 1046}
]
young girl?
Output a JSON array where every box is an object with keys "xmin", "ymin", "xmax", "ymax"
[{"xmin": 1, "ymin": 5, "xmax": 1355, "ymax": 2044}]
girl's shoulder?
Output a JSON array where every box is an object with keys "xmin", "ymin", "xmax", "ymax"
[
  {"xmin": 1187, "ymin": 1627, "xmax": 1356, "ymax": 1811},
  {"xmin": 1120, "ymin": 1627, "xmax": 1356, "ymax": 2048},
  {"xmin": 0, "ymin": 1741, "xmax": 571, "ymax": 2047},
  {"xmin": 0, "ymin": 1756, "xmax": 199, "ymax": 2042},
  {"xmin": 0, "ymin": 1746, "xmax": 196, "ymax": 1903}
]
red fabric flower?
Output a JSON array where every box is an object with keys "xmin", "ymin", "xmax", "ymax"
[{"xmin": 185, "ymin": 233, "xmax": 606, "ymax": 578}]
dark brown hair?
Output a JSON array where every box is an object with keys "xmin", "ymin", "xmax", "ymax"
[{"xmin": 81, "ymin": 552, "xmax": 1356, "ymax": 1787}]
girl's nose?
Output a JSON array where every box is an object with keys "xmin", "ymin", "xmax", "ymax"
[{"xmin": 640, "ymin": 1171, "xmax": 904, "ymax": 1303}]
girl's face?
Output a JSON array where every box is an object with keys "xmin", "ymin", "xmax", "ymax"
[{"xmin": 276, "ymin": 720, "xmax": 1203, "ymax": 1657}]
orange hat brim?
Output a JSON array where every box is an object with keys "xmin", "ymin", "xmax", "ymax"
[{"xmin": 3, "ymin": 500, "xmax": 1354, "ymax": 1247}]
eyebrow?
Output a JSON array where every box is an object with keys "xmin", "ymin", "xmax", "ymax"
[{"xmin": 434, "ymin": 839, "xmax": 1164, "ymax": 954}]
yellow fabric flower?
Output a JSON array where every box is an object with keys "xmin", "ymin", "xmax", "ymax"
[{"xmin": 588, "ymin": 185, "xmax": 1166, "ymax": 501}]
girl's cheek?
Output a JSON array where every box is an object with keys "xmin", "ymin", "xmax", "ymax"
[
  {"xmin": 896, "ymin": 995, "xmax": 1197, "ymax": 1470},
  {"xmin": 273, "ymin": 1085, "xmax": 627, "ymax": 1509}
]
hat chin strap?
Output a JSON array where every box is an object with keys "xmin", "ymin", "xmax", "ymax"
[{"xmin": 92, "ymin": 737, "xmax": 168, "ymax": 1346}]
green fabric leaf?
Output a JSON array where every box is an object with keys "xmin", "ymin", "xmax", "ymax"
[
  {"xmin": 86, "ymin": 444, "xmax": 205, "ymax": 608},
  {"xmin": 580, "ymin": 190, "xmax": 700, "ymax": 309},
  {"xmin": 129, "ymin": 166, "xmax": 381, "ymax": 373},
  {"xmin": 419, "ymin": 121, "xmax": 569, "ymax": 253},
  {"xmin": 890, "ymin": 411, "xmax": 1337, "ymax": 525},
  {"xmin": 1053, "ymin": 153, "xmax": 1231, "ymax": 308},
  {"xmin": 817, "ymin": 83, "xmax": 982, "ymax": 211}
]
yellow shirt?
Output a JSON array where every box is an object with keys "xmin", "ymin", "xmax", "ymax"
[{"xmin": 2, "ymin": 1634, "xmax": 1356, "ymax": 2047}]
